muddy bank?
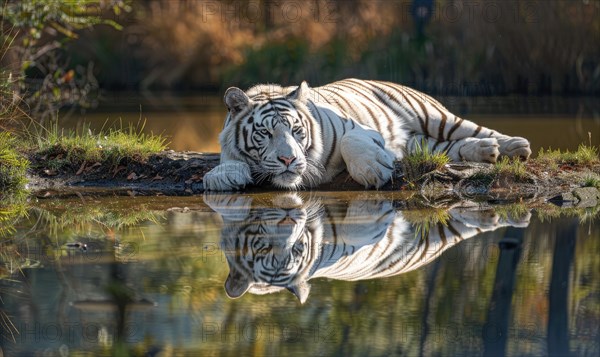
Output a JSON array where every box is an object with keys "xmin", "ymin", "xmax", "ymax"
[{"xmin": 26, "ymin": 150, "xmax": 600, "ymax": 206}]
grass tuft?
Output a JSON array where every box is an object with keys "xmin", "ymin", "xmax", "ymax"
[
  {"xmin": 0, "ymin": 132, "xmax": 29, "ymax": 193},
  {"xmin": 401, "ymin": 140, "xmax": 450, "ymax": 184},
  {"xmin": 582, "ymin": 175, "xmax": 600, "ymax": 189},
  {"xmin": 493, "ymin": 156, "xmax": 529, "ymax": 181},
  {"xmin": 536, "ymin": 144, "xmax": 599, "ymax": 167}
]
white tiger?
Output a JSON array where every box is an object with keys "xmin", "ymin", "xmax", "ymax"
[
  {"xmin": 203, "ymin": 79, "xmax": 531, "ymax": 191},
  {"xmin": 205, "ymin": 193, "xmax": 531, "ymax": 303}
]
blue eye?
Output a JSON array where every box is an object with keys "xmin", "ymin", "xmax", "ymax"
[{"xmin": 259, "ymin": 129, "xmax": 271, "ymax": 136}]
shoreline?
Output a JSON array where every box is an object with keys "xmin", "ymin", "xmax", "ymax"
[{"xmin": 23, "ymin": 151, "xmax": 600, "ymax": 208}]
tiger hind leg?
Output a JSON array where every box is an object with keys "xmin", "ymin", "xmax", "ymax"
[
  {"xmin": 493, "ymin": 136, "xmax": 531, "ymax": 160},
  {"xmin": 417, "ymin": 112, "xmax": 531, "ymax": 160}
]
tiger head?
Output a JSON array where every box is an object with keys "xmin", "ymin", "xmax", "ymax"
[
  {"xmin": 218, "ymin": 194, "xmax": 322, "ymax": 303},
  {"xmin": 219, "ymin": 82, "xmax": 324, "ymax": 189}
]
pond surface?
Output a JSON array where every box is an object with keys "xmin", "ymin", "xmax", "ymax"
[{"xmin": 1, "ymin": 192, "xmax": 598, "ymax": 356}]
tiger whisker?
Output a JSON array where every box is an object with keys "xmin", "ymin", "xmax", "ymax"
[
  {"xmin": 251, "ymin": 164, "xmax": 275, "ymax": 185},
  {"xmin": 300, "ymin": 158, "xmax": 324, "ymax": 188}
]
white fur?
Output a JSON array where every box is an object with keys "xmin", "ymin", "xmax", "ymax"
[{"xmin": 204, "ymin": 79, "xmax": 531, "ymax": 191}]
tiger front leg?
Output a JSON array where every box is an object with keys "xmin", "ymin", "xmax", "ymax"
[
  {"xmin": 203, "ymin": 161, "xmax": 253, "ymax": 191},
  {"xmin": 340, "ymin": 129, "xmax": 395, "ymax": 189},
  {"xmin": 203, "ymin": 192, "xmax": 253, "ymax": 220}
]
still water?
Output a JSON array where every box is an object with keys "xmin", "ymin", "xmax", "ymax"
[{"xmin": 1, "ymin": 192, "xmax": 599, "ymax": 356}]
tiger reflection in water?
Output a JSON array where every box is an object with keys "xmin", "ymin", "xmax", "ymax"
[{"xmin": 204, "ymin": 193, "xmax": 530, "ymax": 303}]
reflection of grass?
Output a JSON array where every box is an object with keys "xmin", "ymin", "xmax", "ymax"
[
  {"xmin": 402, "ymin": 140, "xmax": 450, "ymax": 185},
  {"xmin": 30, "ymin": 120, "xmax": 168, "ymax": 172},
  {"xmin": 1, "ymin": 204, "xmax": 163, "ymax": 284},
  {"xmin": 403, "ymin": 208, "xmax": 450, "ymax": 240},
  {"xmin": 1, "ymin": 194, "xmax": 34, "ymax": 344},
  {"xmin": 0, "ymin": 240, "xmax": 40, "ymax": 279},
  {"xmin": 0, "ymin": 192, "xmax": 29, "ymax": 237},
  {"xmin": 31, "ymin": 205, "xmax": 163, "ymax": 238},
  {"xmin": 537, "ymin": 204, "xmax": 600, "ymax": 224},
  {"xmin": 0, "ymin": 309, "xmax": 19, "ymax": 343},
  {"xmin": 493, "ymin": 203, "xmax": 530, "ymax": 222}
]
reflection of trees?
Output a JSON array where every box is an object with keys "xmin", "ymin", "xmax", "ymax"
[
  {"xmin": 483, "ymin": 228, "xmax": 524, "ymax": 356},
  {"xmin": 548, "ymin": 220, "xmax": 577, "ymax": 356},
  {"xmin": 0, "ymin": 201, "xmax": 226, "ymax": 355}
]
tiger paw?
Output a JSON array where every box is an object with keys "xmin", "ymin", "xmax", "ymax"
[
  {"xmin": 340, "ymin": 199, "xmax": 395, "ymax": 245},
  {"xmin": 345, "ymin": 199, "xmax": 395, "ymax": 225},
  {"xmin": 450, "ymin": 208, "xmax": 501, "ymax": 229},
  {"xmin": 496, "ymin": 136, "xmax": 531, "ymax": 160},
  {"xmin": 459, "ymin": 137, "xmax": 500, "ymax": 163},
  {"xmin": 203, "ymin": 161, "xmax": 253, "ymax": 191},
  {"xmin": 342, "ymin": 141, "xmax": 395, "ymax": 189}
]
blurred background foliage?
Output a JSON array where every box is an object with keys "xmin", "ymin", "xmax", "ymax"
[
  {"xmin": 1, "ymin": 0, "xmax": 130, "ymax": 122},
  {"xmin": 1, "ymin": 0, "xmax": 599, "ymax": 121}
]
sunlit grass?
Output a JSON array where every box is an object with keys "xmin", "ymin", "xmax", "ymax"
[
  {"xmin": 402, "ymin": 140, "xmax": 450, "ymax": 184},
  {"xmin": 465, "ymin": 156, "xmax": 531, "ymax": 188},
  {"xmin": 0, "ymin": 132, "xmax": 28, "ymax": 193},
  {"xmin": 30, "ymin": 120, "xmax": 169, "ymax": 171},
  {"xmin": 494, "ymin": 156, "xmax": 529, "ymax": 181},
  {"xmin": 535, "ymin": 144, "xmax": 599, "ymax": 168},
  {"xmin": 582, "ymin": 175, "xmax": 600, "ymax": 189}
]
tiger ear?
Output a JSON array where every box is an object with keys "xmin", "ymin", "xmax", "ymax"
[
  {"xmin": 287, "ymin": 281, "xmax": 311, "ymax": 304},
  {"xmin": 224, "ymin": 87, "xmax": 250, "ymax": 113},
  {"xmin": 287, "ymin": 81, "xmax": 310, "ymax": 103},
  {"xmin": 224, "ymin": 271, "xmax": 251, "ymax": 299}
]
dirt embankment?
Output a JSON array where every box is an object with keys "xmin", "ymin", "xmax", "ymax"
[{"xmin": 26, "ymin": 151, "xmax": 600, "ymax": 207}]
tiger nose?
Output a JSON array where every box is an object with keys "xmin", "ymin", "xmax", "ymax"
[{"xmin": 278, "ymin": 155, "xmax": 296, "ymax": 166}]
